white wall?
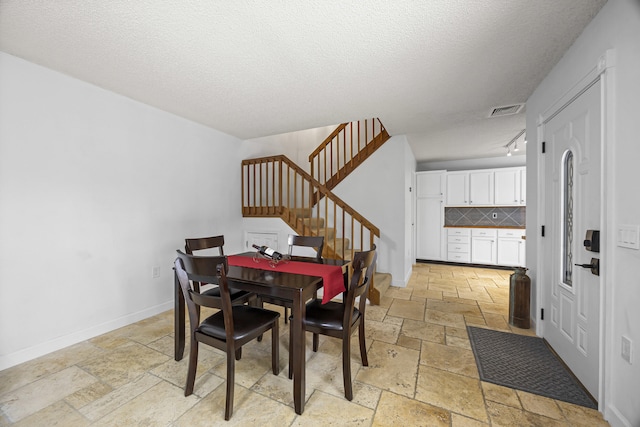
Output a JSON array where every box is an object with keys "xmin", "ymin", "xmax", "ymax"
[
  {"xmin": 332, "ymin": 135, "xmax": 415, "ymax": 286},
  {"xmin": 404, "ymin": 141, "xmax": 417, "ymax": 279},
  {"xmin": 0, "ymin": 52, "xmax": 246, "ymax": 369},
  {"xmin": 526, "ymin": 1, "xmax": 640, "ymax": 426}
]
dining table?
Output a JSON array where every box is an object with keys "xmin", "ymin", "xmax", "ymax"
[{"xmin": 174, "ymin": 251, "xmax": 350, "ymax": 415}]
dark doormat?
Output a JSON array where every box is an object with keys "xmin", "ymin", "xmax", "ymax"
[{"xmin": 467, "ymin": 326, "xmax": 596, "ymax": 409}]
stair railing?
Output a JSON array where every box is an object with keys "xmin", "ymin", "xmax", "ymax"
[
  {"xmin": 309, "ymin": 118, "xmax": 390, "ymax": 191},
  {"xmin": 242, "ymin": 155, "xmax": 379, "ymax": 260}
]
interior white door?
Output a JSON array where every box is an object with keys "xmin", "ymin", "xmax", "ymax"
[{"xmin": 542, "ymin": 79, "xmax": 601, "ymax": 399}]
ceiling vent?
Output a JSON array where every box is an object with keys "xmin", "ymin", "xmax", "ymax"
[{"xmin": 489, "ymin": 104, "xmax": 524, "ymax": 118}]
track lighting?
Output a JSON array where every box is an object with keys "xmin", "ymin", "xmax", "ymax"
[{"xmin": 504, "ymin": 129, "xmax": 525, "ymax": 156}]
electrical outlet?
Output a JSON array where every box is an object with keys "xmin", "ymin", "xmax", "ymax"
[
  {"xmin": 621, "ymin": 336, "xmax": 632, "ymax": 363},
  {"xmin": 152, "ymin": 266, "xmax": 160, "ymax": 279}
]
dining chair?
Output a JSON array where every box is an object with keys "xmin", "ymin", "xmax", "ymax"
[
  {"xmin": 184, "ymin": 235, "xmax": 255, "ymax": 305},
  {"xmin": 259, "ymin": 234, "xmax": 325, "ymax": 323},
  {"xmin": 289, "ymin": 245, "xmax": 377, "ymax": 401},
  {"xmin": 287, "ymin": 234, "xmax": 324, "ymax": 261},
  {"xmin": 174, "ymin": 253, "xmax": 280, "ymax": 421}
]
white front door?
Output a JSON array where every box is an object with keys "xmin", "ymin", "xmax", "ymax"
[{"xmin": 541, "ymin": 78, "xmax": 602, "ymax": 399}]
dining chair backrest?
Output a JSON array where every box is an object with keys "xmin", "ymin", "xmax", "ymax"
[
  {"xmin": 175, "ymin": 249, "xmax": 227, "ymax": 288},
  {"xmin": 347, "ymin": 245, "xmax": 377, "ymax": 320},
  {"xmin": 185, "ymin": 235, "xmax": 225, "ymax": 256},
  {"xmin": 174, "ymin": 254, "xmax": 235, "ymax": 339},
  {"xmin": 287, "ymin": 234, "xmax": 324, "ymax": 262}
]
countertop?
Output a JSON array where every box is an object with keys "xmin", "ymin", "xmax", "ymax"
[{"xmin": 444, "ymin": 225, "xmax": 525, "ymax": 229}]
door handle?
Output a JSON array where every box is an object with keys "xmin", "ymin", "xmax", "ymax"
[{"xmin": 575, "ymin": 257, "xmax": 600, "ymax": 276}]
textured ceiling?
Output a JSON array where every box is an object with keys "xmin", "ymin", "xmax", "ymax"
[{"xmin": 0, "ymin": 0, "xmax": 606, "ymax": 162}]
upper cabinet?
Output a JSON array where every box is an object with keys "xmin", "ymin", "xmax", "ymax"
[
  {"xmin": 469, "ymin": 171, "xmax": 494, "ymax": 205},
  {"xmin": 494, "ymin": 167, "xmax": 526, "ymax": 206},
  {"xmin": 445, "ymin": 172, "xmax": 469, "ymax": 205},
  {"xmin": 446, "ymin": 167, "xmax": 526, "ymax": 207},
  {"xmin": 416, "ymin": 171, "xmax": 445, "ymax": 198}
]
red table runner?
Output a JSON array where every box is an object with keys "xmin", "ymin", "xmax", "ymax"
[{"xmin": 227, "ymin": 255, "xmax": 345, "ymax": 304}]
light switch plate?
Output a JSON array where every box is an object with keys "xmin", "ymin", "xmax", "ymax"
[
  {"xmin": 617, "ymin": 225, "xmax": 640, "ymax": 249},
  {"xmin": 622, "ymin": 336, "xmax": 632, "ymax": 364}
]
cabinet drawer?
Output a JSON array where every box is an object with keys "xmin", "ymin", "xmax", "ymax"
[
  {"xmin": 498, "ymin": 229, "xmax": 526, "ymax": 239},
  {"xmin": 472, "ymin": 228, "xmax": 497, "ymax": 238},
  {"xmin": 448, "ymin": 252, "xmax": 471, "ymax": 263},
  {"xmin": 447, "ymin": 235, "xmax": 470, "ymax": 244},
  {"xmin": 448, "ymin": 228, "xmax": 470, "ymax": 237},
  {"xmin": 448, "ymin": 243, "xmax": 469, "ymax": 253}
]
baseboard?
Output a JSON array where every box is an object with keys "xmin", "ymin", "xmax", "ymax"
[
  {"xmin": 0, "ymin": 301, "xmax": 173, "ymax": 371},
  {"xmin": 605, "ymin": 404, "xmax": 633, "ymax": 427},
  {"xmin": 416, "ymin": 259, "xmax": 517, "ymax": 271}
]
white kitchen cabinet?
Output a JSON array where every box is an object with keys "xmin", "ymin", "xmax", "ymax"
[
  {"xmin": 519, "ymin": 169, "xmax": 526, "ymax": 205},
  {"xmin": 497, "ymin": 229, "xmax": 526, "ymax": 266},
  {"xmin": 446, "ymin": 170, "xmax": 493, "ymax": 206},
  {"xmin": 446, "ymin": 167, "xmax": 526, "ymax": 207},
  {"xmin": 469, "ymin": 171, "xmax": 493, "ymax": 205},
  {"xmin": 471, "ymin": 229, "xmax": 497, "ymax": 264},
  {"xmin": 494, "ymin": 167, "xmax": 526, "ymax": 206},
  {"xmin": 417, "ymin": 171, "xmax": 444, "ymax": 198},
  {"xmin": 447, "ymin": 228, "xmax": 471, "ymax": 262},
  {"xmin": 445, "ymin": 172, "xmax": 469, "ymax": 205},
  {"xmin": 416, "ymin": 171, "xmax": 446, "ymax": 260},
  {"xmin": 416, "ymin": 197, "xmax": 444, "ymax": 259}
]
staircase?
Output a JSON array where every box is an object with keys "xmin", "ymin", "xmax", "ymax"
[{"xmin": 241, "ymin": 119, "xmax": 391, "ymax": 304}]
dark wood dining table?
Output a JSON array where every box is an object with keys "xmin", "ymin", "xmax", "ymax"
[{"xmin": 174, "ymin": 252, "xmax": 350, "ymax": 415}]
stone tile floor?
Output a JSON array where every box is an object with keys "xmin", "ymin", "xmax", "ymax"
[{"xmin": 0, "ymin": 263, "xmax": 610, "ymax": 426}]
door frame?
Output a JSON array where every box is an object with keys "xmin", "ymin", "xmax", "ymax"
[{"xmin": 535, "ymin": 49, "xmax": 615, "ymax": 409}]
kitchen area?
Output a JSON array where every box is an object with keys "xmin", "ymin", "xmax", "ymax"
[{"xmin": 416, "ymin": 166, "xmax": 526, "ymax": 268}]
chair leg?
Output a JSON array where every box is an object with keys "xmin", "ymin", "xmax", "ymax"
[
  {"xmin": 272, "ymin": 321, "xmax": 280, "ymax": 375},
  {"xmin": 359, "ymin": 319, "xmax": 368, "ymax": 366},
  {"xmin": 284, "ymin": 307, "xmax": 288, "ymax": 324},
  {"xmin": 288, "ymin": 323, "xmax": 293, "ymax": 379},
  {"xmin": 254, "ymin": 297, "xmax": 263, "ymax": 342},
  {"xmin": 235, "ymin": 347, "xmax": 242, "ymax": 361},
  {"xmin": 312, "ymin": 333, "xmax": 319, "ymax": 352},
  {"xmin": 225, "ymin": 350, "xmax": 235, "ymax": 420},
  {"xmin": 185, "ymin": 338, "xmax": 198, "ymax": 396},
  {"xmin": 342, "ymin": 334, "xmax": 353, "ymax": 401}
]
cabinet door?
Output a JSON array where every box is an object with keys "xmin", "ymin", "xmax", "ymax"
[
  {"xmin": 416, "ymin": 197, "xmax": 443, "ymax": 259},
  {"xmin": 446, "ymin": 172, "xmax": 468, "ymax": 205},
  {"xmin": 471, "ymin": 237, "xmax": 497, "ymax": 264},
  {"xmin": 494, "ymin": 169, "xmax": 520, "ymax": 205},
  {"xmin": 497, "ymin": 238, "xmax": 525, "ymax": 266},
  {"xmin": 416, "ymin": 171, "xmax": 445, "ymax": 198},
  {"xmin": 519, "ymin": 169, "xmax": 527, "ymax": 205},
  {"xmin": 469, "ymin": 171, "xmax": 493, "ymax": 205}
]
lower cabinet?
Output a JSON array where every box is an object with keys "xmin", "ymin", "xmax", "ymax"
[
  {"xmin": 446, "ymin": 227, "xmax": 525, "ymax": 266},
  {"xmin": 447, "ymin": 228, "xmax": 470, "ymax": 262},
  {"xmin": 471, "ymin": 229, "xmax": 497, "ymax": 264},
  {"xmin": 497, "ymin": 229, "xmax": 526, "ymax": 266}
]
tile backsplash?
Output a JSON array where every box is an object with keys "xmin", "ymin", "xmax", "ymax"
[{"xmin": 445, "ymin": 206, "xmax": 526, "ymax": 227}]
